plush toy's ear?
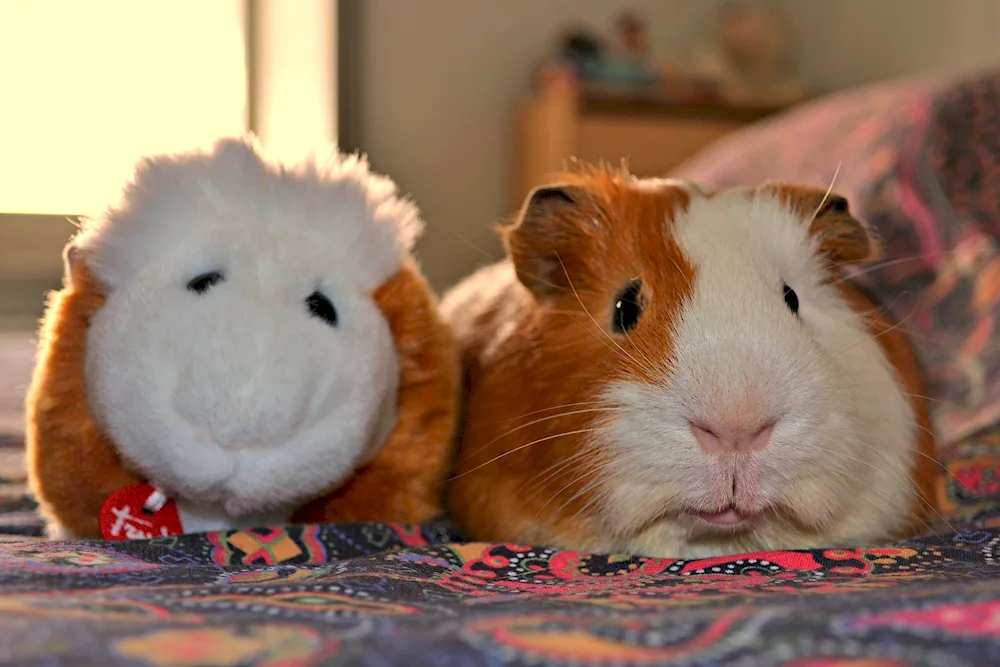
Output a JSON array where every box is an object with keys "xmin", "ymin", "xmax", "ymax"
[
  {"xmin": 503, "ymin": 184, "xmax": 593, "ymax": 298},
  {"xmin": 769, "ymin": 183, "xmax": 879, "ymax": 265},
  {"xmin": 62, "ymin": 242, "xmax": 88, "ymax": 290}
]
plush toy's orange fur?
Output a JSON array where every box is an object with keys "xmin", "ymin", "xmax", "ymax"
[
  {"xmin": 293, "ymin": 260, "xmax": 460, "ymax": 523},
  {"xmin": 26, "ymin": 251, "xmax": 459, "ymax": 539},
  {"xmin": 26, "ymin": 252, "xmax": 141, "ymax": 539}
]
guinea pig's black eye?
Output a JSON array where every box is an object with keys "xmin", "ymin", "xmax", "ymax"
[
  {"xmin": 187, "ymin": 271, "xmax": 224, "ymax": 294},
  {"xmin": 306, "ymin": 291, "xmax": 338, "ymax": 327},
  {"xmin": 612, "ymin": 280, "xmax": 643, "ymax": 334},
  {"xmin": 783, "ymin": 283, "xmax": 799, "ymax": 315}
]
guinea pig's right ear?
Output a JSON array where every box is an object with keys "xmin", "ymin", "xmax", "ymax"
[
  {"xmin": 768, "ymin": 183, "xmax": 880, "ymax": 266},
  {"xmin": 503, "ymin": 184, "xmax": 590, "ymax": 299},
  {"xmin": 808, "ymin": 193, "xmax": 880, "ymax": 265}
]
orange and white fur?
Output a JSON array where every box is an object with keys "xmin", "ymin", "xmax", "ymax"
[
  {"xmin": 444, "ymin": 167, "xmax": 937, "ymax": 558},
  {"xmin": 26, "ymin": 137, "xmax": 458, "ymax": 539}
]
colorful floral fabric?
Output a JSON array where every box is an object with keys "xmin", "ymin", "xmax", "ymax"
[
  {"xmin": 0, "ymin": 505, "xmax": 998, "ymax": 667},
  {"xmin": 2, "ymin": 71, "xmax": 1000, "ymax": 666}
]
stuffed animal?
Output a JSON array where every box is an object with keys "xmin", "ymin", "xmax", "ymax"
[{"xmin": 25, "ymin": 137, "xmax": 459, "ymax": 540}]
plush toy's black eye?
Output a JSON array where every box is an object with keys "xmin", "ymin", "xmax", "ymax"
[
  {"xmin": 187, "ymin": 271, "xmax": 224, "ymax": 294},
  {"xmin": 306, "ymin": 291, "xmax": 338, "ymax": 327},
  {"xmin": 783, "ymin": 283, "xmax": 799, "ymax": 314},
  {"xmin": 612, "ymin": 280, "xmax": 643, "ymax": 334}
]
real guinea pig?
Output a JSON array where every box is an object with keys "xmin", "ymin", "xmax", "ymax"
[
  {"xmin": 443, "ymin": 166, "xmax": 937, "ymax": 558},
  {"xmin": 26, "ymin": 136, "xmax": 459, "ymax": 540}
]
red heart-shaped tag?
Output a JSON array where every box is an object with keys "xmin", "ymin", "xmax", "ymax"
[{"xmin": 99, "ymin": 483, "xmax": 184, "ymax": 540}]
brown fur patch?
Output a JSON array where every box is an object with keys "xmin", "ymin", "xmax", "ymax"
[
  {"xmin": 445, "ymin": 166, "xmax": 695, "ymax": 547},
  {"xmin": 292, "ymin": 260, "xmax": 460, "ymax": 524}
]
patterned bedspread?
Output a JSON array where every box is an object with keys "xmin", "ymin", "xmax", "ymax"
[{"xmin": 2, "ymin": 71, "xmax": 1000, "ymax": 666}]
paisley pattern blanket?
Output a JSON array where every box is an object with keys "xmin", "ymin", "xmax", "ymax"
[{"xmin": 2, "ymin": 71, "xmax": 1000, "ymax": 666}]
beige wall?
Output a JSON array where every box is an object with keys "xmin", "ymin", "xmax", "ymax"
[
  {"xmin": 793, "ymin": 0, "xmax": 1000, "ymax": 90},
  {"xmin": 356, "ymin": 0, "xmax": 1000, "ymax": 293}
]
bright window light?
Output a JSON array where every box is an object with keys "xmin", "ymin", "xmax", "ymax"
[
  {"xmin": 254, "ymin": 0, "xmax": 337, "ymax": 161},
  {"xmin": 0, "ymin": 1, "xmax": 247, "ymax": 215}
]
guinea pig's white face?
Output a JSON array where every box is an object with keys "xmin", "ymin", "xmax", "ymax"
[
  {"xmin": 594, "ymin": 186, "xmax": 918, "ymax": 557},
  {"xmin": 78, "ymin": 138, "xmax": 418, "ymax": 517}
]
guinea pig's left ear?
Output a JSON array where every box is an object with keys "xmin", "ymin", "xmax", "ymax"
[
  {"xmin": 503, "ymin": 183, "xmax": 592, "ymax": 298},
  {"xmin": 770, "ymin": 184, "xmax": 880, "ymax": 265}
]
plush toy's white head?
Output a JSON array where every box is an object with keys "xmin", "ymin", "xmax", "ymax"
[{"xmin": 74, "ymin": 137, "xmax": 420, "ymax": 517}]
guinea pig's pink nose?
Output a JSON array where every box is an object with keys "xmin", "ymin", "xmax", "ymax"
[{"xmin": 690, "ymin": 421, "xmax": 775, "ymax": 453}]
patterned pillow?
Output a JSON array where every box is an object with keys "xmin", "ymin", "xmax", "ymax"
[{"xmin": 674, "ymin": 71, "xmax": 1000, "ymax": 518}]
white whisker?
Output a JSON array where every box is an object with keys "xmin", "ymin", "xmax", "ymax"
[{"xmin": 449, "ymin": 428, "xmax": 603, "ymax": 480}]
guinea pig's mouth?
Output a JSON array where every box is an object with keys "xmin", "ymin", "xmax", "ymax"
[{"xmin": 691, "ymin": 505, "xmax": 761, "ymax": 531}]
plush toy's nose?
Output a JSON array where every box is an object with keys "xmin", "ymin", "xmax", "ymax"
[{"xmin": 172, "ymin": 330, "xmax": 316, "ymax": 448}]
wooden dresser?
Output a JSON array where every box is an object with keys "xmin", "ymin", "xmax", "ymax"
[{"xmin": 513, "ymin": 79, "xmax": 792, "ymax": 208}]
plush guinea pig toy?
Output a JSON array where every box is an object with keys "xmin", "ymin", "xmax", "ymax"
[
  {"xmin": 443, "ymin": 166, "xmax": 938, "ymax": 558},
  {"xmin": 26, "ymin": 137, "xmax": 458, "ymax": 540}
]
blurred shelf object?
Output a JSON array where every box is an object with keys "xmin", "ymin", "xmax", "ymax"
[{"xmin": 513, "ymin": 76, "xmax": 793, "ymax": 208}]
